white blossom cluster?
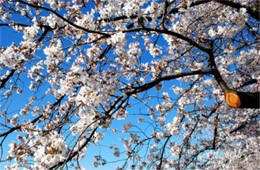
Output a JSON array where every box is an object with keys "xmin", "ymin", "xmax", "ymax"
[
  {"xmin": 43, "ymin": 39, "xmax": 65, "ymax": 74},
  {"xmin": 22, "ymin": 24, "xmax": 39, "ymax": 41},
  {"xmin": 31, "ymin": 131, "xmax": 68, "ymax": 169},
  {"xmin": 0, "ymin": 46, "xmax": 21, "ymax": 68}
]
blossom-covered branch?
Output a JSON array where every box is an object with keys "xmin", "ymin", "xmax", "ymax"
[{"xmin": 0, "ymin": 0, "xmax": 259, "ymax": 169}]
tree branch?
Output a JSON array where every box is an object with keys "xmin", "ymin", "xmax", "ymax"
[
  {"xmin": 130, "ymin": 69, "xmax": 213, "ymax": 94},
  {"xmin": 125, "ymin": 27, "xmax": 211, "ymax": 53},
  {"xmin": 208, "ymin": 45, "xmax": 259, "ymax": 108},
  {"xmin": 0, "ymin": 69, "xmax": 15, "ymax": 89},
  {"xmin": 158, "ymin": 136, "xmax": 171, "ymax": 169},
  {"xmin": 17, "ymin": 0, "xmax": 110, "ymax": 36},
  {"xmin": 36, "ymin": 25, "xmax": 52, "ymax": 43},
  {"xmin": 178, "ymin": 0, "xmax": 260, "ymax": 21}
]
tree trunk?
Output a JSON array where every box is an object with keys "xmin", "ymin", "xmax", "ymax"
[{"xmin": 225, "ymin": 91, "xmax": 260, "ymax": 108}]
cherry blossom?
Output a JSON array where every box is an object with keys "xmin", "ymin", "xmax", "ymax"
[{"xmin": 0, "ymin": 0, "xmax": 259, "ymax": 169}]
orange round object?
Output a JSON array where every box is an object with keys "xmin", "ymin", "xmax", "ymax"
[{"xmin": 225, "ymin": 92, "xmax": 241, "ymax": 108}]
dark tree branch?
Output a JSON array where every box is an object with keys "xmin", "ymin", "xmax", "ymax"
[
  {"xmin": 1, "ymin": 23, "xmax": 31, "ymax": 27},
  {"xmin": 36, "ymin": 25, "xmax": 52, "ymax": 43},
  {"xmin": 0, "ymin": 23, "xmax": 9, "ymax": 27},
  {"xmin": 212, "ymin": 113, "xmax": 219, "ymax": 149},
  {"xmin": 0, "ymin": 69, "xmax": 15, "ymax": 89},
  {"xmin": 238, "ymin": 79, "xmax": 258, "ymax": 89},
  {"xmin": 130, "ymin": 69, "xmax": 213, "ymax": 94},
  {"xmin": 208, "ymin": 46, "xmax": 230, "ymax": 92},
  {"xmin": 98, "ymin": 45, "xmax": 112, "ymax": 60},
  {"xmin": 234, "ymin": 91, "xmax": 259, "ymax": 108},
  {"xmin": 202, "ymin": 102, "xmax": 222, "ymax": 119},
  {"xmin": 158, "ymin": 136, "xmax": 171, "ymax": 170},
  {"xmin": 180, "ymin": 0, "xmax": 260, "ymax": 21},
  {"xmin": 125, "ymin": 27, "xmax": 211, "ymax": 53}
]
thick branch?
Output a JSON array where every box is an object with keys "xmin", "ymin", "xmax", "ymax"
[
  {"xmin": 208, "ymin": 47, "xmax": 259, "ymax": 108},
  {"xmin": 234, "ymin": 91, "xmax": 260, "ymax": 108}
]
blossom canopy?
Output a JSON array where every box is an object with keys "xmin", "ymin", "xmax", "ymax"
[{"xmin": 0, "ymin": 0, "xmax": 259, "ymax": 169}]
